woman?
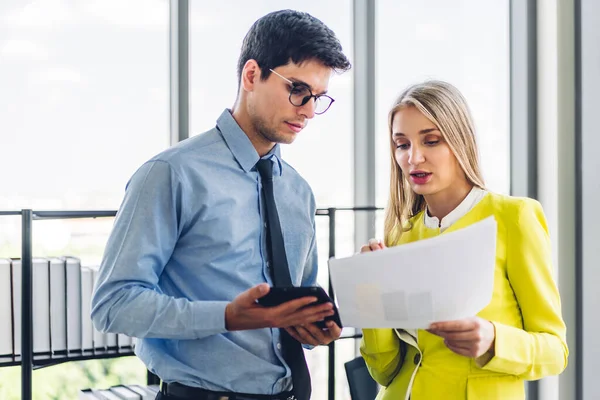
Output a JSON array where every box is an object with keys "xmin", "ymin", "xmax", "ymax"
[{"xmin": 360, "ymin": 81, "xmax": 568, "ymax": 399}]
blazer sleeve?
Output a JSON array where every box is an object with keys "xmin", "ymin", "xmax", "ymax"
[
  {"xmin": 360, "ymin": 329, "xmax": 404, "ymax": 386},
  {"xmin": 477, "ymin": 199, "xmax": 569, "ymax": 378}
]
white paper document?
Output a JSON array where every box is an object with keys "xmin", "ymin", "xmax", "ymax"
[{"xmin": 328, "ymin": 217, "xmax": 497, "ymax": 329}]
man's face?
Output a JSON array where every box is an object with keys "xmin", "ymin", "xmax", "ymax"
[{"xmin": 247, "ymin": 60, "xmax": 333, "ymax": 145}]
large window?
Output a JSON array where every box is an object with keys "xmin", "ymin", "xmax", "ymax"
[
  {"xmin": 190, "ymin": 3, "xmax": 354, "ymax": 399},
  {"xmin": 0, "ymin": 1, "xmax": 169, "ymax": 398},
  {"xmin": 375, "ymin": 0, "xmax": 510, "ymax": 207},
  {"xmin": 0, "ymin": 0, "xmax": 169, "ymax": 211}
]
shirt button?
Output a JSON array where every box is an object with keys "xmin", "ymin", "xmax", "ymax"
[
  {"xmin": 414, "ymin": 353, "xmax": 421, "ymax": 365},
  {"xmin": 264, "ymin": 222, "xmax": 267, "ymax": 228},
  {"xmin": 277, "ymin": 343, "xmax": 282, "ymax": 350}
]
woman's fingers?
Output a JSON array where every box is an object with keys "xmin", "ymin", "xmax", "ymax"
[
  {"xmin": 368, "ymin": 238, "xmax": 384, "ymax": 250},
  {"xmin": 360, "ymin": 239, "xmax": 386, "ymax": 253}
]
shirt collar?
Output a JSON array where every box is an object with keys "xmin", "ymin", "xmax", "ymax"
[
  {"xmin": 259, "ymin": 149, "xmax": 283, "ymax": 177},
  {"xmin": 216, "ymin": 109, "xmax": 283, "ymax": 176},
  {"xmin": 424, "ymin": 186, "xmax": 487, "ymax": 231}
]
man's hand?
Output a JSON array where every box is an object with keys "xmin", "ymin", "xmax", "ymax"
[
  {"xmin": 427, "ymin": 317, "xmax": 496, "ymax": 358},
  {"xmin": 225, "ymin": 284, "xmax": 335, "ymax": 331},
  {"xmin": 285, "ymin": 320, "xmax": 342, "ymax": 346}
]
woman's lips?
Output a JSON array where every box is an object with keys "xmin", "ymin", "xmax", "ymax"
[{"xmin": 410, "ymin": 172, "xmax": 432, "ymax": 185}]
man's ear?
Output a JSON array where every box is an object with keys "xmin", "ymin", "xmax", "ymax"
[{"xmin": 241, "ymin": 59, "xmax": 261, "ymax": 92}]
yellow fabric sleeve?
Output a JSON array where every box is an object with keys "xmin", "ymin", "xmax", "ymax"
[
  {"xmin": 360, "ymin": 329, "xmax": 404, "ymax": 386},
  {"xmin": 477, "ymin": 199, "xmax": 568, "ymax": 378}
]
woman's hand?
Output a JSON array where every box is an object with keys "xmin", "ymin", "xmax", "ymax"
[
  {"xmin": 360, "ymin": 238, "xmax": 386, "ymax": 253},
  {"xmin": 427, "ymin": 317, "xmax": 496, "ymax": 358}
]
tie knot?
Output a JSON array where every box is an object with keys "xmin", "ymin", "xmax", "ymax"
[{"xmin": 256, "ymin": 158, "xmax": 273, "ymax": 181}]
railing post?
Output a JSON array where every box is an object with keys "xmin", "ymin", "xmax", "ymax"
[
  {"xmin": 327, "ymin": 208, "xmax": 336, "ymax": 400},
  {"xmin": 22, "ymin": 209, "xmax": 33, "ymax": 400}
]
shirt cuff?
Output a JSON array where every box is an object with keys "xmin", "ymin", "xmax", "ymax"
[
  {"xmin": 475, "ymin": 347, "xmax": 495, "ymax": 368},
  {"xmin": 476, "ymin": 321, "xmax": 530, "ymax": 375},
  {"xmin": 191, "ymin": 301, "xmax": 230, "ymax": 338}
]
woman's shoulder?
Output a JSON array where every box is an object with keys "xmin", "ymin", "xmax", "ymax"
[{"xmin": 484, "ymin": 192, "xmax": 546, "ymax": 225}]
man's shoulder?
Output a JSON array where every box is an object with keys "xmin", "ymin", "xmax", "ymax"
[{"xmin": 151, "ymin": 127, "xmax": 225, "ymax": 164}]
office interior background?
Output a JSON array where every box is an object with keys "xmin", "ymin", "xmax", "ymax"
[{"xmin": 0, "ymin": 0, "xmax": 598, "ymax": 399}]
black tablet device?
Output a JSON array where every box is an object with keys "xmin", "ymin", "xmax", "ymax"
[{"xmin": 257, "ymin": 286, "xmax": 343, "ymax": 329}]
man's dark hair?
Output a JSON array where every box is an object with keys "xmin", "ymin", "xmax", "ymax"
[{"xmin": 237, "ymin": 10, "xmax": 351, "ymax": 83}]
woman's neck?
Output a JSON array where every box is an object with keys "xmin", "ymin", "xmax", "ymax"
[{"xmin": 424, "ymin": 181, "xmax": 474, "ymax": 221}]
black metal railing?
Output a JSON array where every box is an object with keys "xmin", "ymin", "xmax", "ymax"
[
  {"xmin": 315, "ymin": 207, "xmax": 381, "ymax": 400},
  {"xmin": 0, "ymin": 210, "xmax": 132, "ymax": 400},
  {"xmin": 0, "ymin": 207, "xmax": 382, "ymax": 400}
]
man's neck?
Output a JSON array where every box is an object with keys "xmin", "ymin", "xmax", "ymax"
[{"xmin": 231, "ymin": 102, "xmax": 275, "ymax": 157}]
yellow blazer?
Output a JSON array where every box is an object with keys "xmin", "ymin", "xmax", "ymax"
[{"xmin": 360, "ymin": 193, "xmax": 568, "ymax": 400}]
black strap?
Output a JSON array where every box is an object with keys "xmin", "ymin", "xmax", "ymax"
[
  {"xmin": 161, "ymin": 381, "xmax": 295, "ymax": 400},
  {"xmin": 256, "ymin": 158, "xmax": 311, "ymax": 400}
]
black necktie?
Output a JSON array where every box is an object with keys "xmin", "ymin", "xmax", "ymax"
[{"xmin": 256, "ymin": 158, "xmax": 311, "ymax": 400}]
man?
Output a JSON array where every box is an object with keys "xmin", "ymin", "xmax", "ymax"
[{"xmin": 91, "ymin": 9, "xmax": 351, "ymax": 400}]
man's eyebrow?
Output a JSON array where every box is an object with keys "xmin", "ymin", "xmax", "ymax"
[{"xmin": 288, "ymin": 77, "xmax": 328, "ymax": 95}]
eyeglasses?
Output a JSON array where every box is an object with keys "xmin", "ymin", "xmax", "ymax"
[{"xmin": 269, "ymin": 69, "xmax": 335, "ymax": 115}]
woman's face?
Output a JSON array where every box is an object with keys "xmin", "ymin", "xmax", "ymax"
[{"xmin": 391, "ymin": 106, "xmax": 467, "ymax": 198}]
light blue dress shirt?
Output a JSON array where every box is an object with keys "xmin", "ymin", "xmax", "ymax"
[{"xmin": 91, "ymin": 109, "xmax": 318, "ymax": 394}]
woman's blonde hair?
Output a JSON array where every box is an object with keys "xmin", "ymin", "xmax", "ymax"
[{"xmin": 384, "ymin": 80, "xmax": 486, "ymax": 246}]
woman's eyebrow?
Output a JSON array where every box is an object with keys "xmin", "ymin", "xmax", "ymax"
[{"xmin": 392, "ymin": 128, "xmax": 439, "ymax": 137}]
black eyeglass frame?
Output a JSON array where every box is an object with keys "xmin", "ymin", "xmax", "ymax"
[{"xmin": 269, "ymin": 68, "xmax": 335, "ymax": 115}]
